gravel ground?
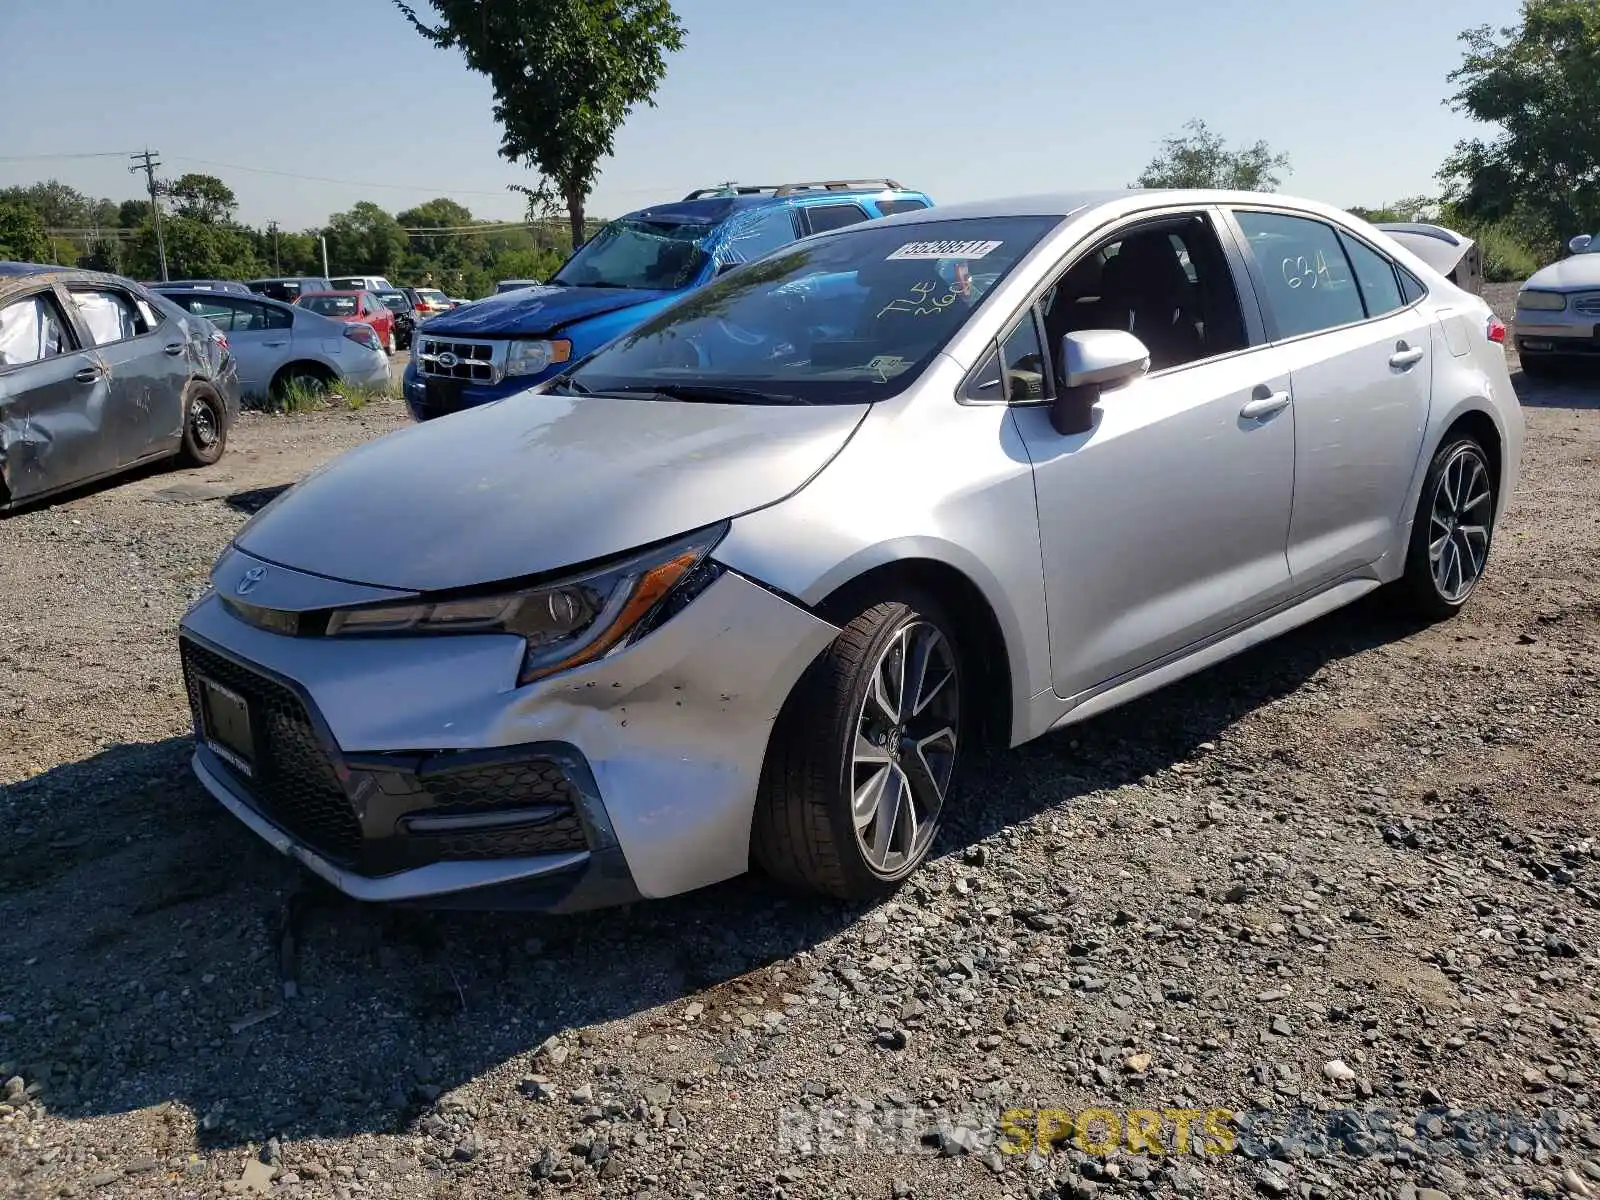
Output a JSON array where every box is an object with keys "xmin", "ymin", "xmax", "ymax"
[{"xmin": 1, "ymin": 292, "xmax": 1598, "ymax": 1200}]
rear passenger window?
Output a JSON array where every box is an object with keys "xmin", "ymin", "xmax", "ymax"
[
  {"xmin": 69, "ymin": 289, "xmax": 147, "ymax": 345},
  {"xmin": 265, "ymin": 304, "xmax": 293, "ymax": 330},
  {"xmin": 1398, "ymin": 268, "xmax": 1426, "ymax": 305},
  {"xmin": 804, "ymin": 204, "xmax": 870, "ymax": 234},
  {"xmin": 1234, "ymin": 211, "xmax": 1364, "ymax": 339},
  {"xmin": 1338, "ymin": 232, "xmax": 1405, "ymax": 317},
  {"xmin": 877, "ymin": 199, "xmax": 929, "ymax": 216}
]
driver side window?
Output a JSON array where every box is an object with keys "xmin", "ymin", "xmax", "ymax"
[{"xmin": 1038, "ymin": 213, "xmax": 1248, "ymax": 377}]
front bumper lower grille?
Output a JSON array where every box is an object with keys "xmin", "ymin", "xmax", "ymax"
[{"xmin": 179, "ymin": 637, "xmax": 591, "ymax": 875}]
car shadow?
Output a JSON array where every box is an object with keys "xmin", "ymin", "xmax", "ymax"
[
  {"xmin": 1512, "ymin": 358, "xmax": 1600, "ymax": 409},
  {"xmin": 0, "ymin": 594, "xmax": 1427, "ymax": 1148},
  {"xmin": 222, "ymin": 483, "xmax": 292, "ymax": 515}
]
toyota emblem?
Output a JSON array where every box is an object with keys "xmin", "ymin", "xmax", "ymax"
[
  {"xmin": 236, "ymin": 565, "xmax": 267, "ymax": 595},
  {"xmin": 437, "ymin": 351, "xmax": 459, "ymax": 368}
]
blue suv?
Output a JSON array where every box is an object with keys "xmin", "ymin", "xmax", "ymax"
[{"xmin": 403, "ymin": 179, "xmax": 933, "ymax": 420}]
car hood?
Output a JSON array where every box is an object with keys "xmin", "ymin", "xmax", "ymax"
[
  {"xmin": 1525, "ymin": 254, "xmax": 1600, "ymax": 290},
  {"xmin": 233, "ymin": 392, "xmax": 869, "ymax": 592},
  {"xmin": 424, "ymin": 285, "xmax": 669, "ymax": 337}
]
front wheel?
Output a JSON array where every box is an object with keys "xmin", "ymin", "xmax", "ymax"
[
  {"xmin": 1395, "ymin": 436, "xmax": 1496, "ymax": 619},
  {"xmin": 753, "ymin": 594, "xmax": 965, "ymax": 901}
]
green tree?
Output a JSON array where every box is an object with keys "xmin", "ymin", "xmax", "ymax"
[
  {"xmin": 323, "ymin": 201, "xmax": 407, "ymax": 274},
  {"xmin": 128, "ymin": 218, "xmax": 259, "ymax": 281},
  {"xmin": 395, "ymin": 0, "xmax": 686, "ymax": 249},
  {"xmin": 1134, "ymin": 119, "xmax": 1291, "ymax": 191},
  {"xmin": 162, "ymin": 173, "xmax": 239, "ymax": 224},
  {"xmin": 118, "ymin": 198, "xmax": 152, "ymax": 228},
  {"xmin": 0, "ymin": 199, "xmax": 50, "ymax": 261},
  {"xmin": 1440, "ymin": 0, "xmax": 1600, "ymax": 248}
]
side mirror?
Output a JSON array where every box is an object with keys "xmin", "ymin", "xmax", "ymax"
[
  {"xmin": 1050, "ymin": 330, "xmax": 1150, "ymax": 436},
  {"xmin": 1569, "ymin": 234, "xmax": 1594, "ymax": 255}
]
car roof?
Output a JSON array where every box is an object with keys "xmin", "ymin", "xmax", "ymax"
[
  {"xmin": 842, "ymin": 187, "xmax": 1387, "ymax": 228},
  {"xmin": 0, "ymin": 261, "xmax": 58, "ymax": 277},
  {"xmin": 300, "ymin": 289, "xmax": 362, "ymax": 296},
  {"xmin": 249, "ymin": 276, "xmax": 325, "ymax": 283}
]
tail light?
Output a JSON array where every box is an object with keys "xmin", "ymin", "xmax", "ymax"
[
  {"xmin": 343, "ymin": 324, "xmax": 382, "ymax": 352},
  {"xmin": 1486, "ymin": 315, "xmax": 1507, "ymax": 344}
]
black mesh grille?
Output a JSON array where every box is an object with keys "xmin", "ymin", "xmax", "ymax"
[
  {"xmin": 412, "ymin": 815, "xmax": 588, "ymax": 861},
  {"xmin": 422, "ymin": 758, "xmax": 577, "ymax": 812},
  {"xmin": 180, "ymin": 638, "xmax": 363, "ymax": 865}
]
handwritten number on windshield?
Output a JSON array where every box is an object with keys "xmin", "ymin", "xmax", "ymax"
[{"xmin": 878, "ymin": 280, "xmax": 961, "ymax": 319}]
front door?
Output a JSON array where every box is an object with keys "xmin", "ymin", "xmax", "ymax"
[
  {"xmin": 64, "ymin": 284, "xmax": 187, "ymax": 466},
  {"xmin": 1009, "ymin": 210, "xmax": 1298, "ymax": 699}
]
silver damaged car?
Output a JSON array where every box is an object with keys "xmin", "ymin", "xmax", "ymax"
[
  {"xmin": 1513, "ymin": 231, "xmax": 1600, "ymax": 375},
  {"xmin": 178, "ymin": 190, "xmax": 1523, "ymax": 910}
]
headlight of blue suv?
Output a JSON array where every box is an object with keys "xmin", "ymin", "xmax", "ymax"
[
  {"xmin": 505, "ymin": 338, "xmax": 573, "ymax": 377},
  {"xmin": 323, "ymin": 525, "xmax": 727, "ymax": 683},
  {"xmin": 1517, "ymin": 290, "xmax": 1566, "ymax": 311}
]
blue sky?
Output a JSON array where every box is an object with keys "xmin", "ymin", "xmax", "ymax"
[{"xmin": 0, "ymin": 0, "xmax": 1513, "ymax": 230}]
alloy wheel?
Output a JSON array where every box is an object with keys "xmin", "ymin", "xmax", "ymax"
[
  {"xmin": 850, "ymin": 619, "xmax": 959, "ymax": 875},
  {"xmin": 1429, "ymin": 445, "xmax": 1493, "ymax": 603}
]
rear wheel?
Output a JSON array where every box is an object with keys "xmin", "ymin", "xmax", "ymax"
[
  {"xmin": 178, "ymin": 382, "xmax": 227, "ymax": 467},
  {"xmin": 1395, "ymin": 436, "xmax": 1496, "ymax": 620},
  {"xmin": 753, "ymin": 593, "xmax": 965, "ymax": 901}
]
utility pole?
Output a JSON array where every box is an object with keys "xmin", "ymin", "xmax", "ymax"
[
  {"xmin": 129, "ymin": 148, "xmax": 168, "ymax": 281},
  {"xmin": 268, "ymin": 220, "xmax": 281, "ymax": 273},
  {"xmin": 319, "ymin": 234, "xmax": 330, "ymax": 279}
]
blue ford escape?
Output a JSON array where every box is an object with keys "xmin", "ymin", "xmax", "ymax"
[{"xmin": 403, "ymin": 178, "xmax": 933, "ymax": 420}]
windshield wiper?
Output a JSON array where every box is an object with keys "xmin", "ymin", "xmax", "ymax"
[{"xmin": 605, "ymin": 383, "xmax": 811, "ymax": 405}]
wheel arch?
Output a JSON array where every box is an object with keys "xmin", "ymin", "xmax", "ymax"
[
  {"xmin": 268, "ymin": 359, "xmax": 337, "ymax": 393},
  {"xmin": 807, "ymin": 554, "xmax": 1018, "ymax": 752}
]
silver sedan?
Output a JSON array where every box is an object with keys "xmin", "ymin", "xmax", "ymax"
[
  {"xmin": 1513, "ymin": 232, "xmax": 1600, "ymax": 374},
  {"xmin": 162, "ymin": 289, "xmax": 392, "ymax": 400},
  {"xmin": 177, "ymin": 189, "xmax": 1522, "ymax": 910}
]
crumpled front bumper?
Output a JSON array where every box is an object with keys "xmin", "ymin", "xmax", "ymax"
[{"xmin": 178, "ymin": 559, "xmax": 840, "ymax": 908}]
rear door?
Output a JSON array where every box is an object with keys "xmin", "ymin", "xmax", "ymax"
[
  {"xmin": 0, "ymin": 287, "xmax": 113, "ymax": 501},
  {"xmin": 1227, "ymin": 209, "xmax": 1433, "ymax": 585},
  {"xmin": 64, "ymin": 283, "xmax": 188, "ymax": 465},
  {"xmin": 181, "ymin": 296, "xmax": 288, "ymax": 395}
]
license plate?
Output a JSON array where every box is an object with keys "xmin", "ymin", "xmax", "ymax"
[{"xmin": 199, "ymin": 678, "xmax": 255, "ymax": 777}]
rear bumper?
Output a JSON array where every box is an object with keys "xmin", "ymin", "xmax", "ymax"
[{"xmin": 340, "ymin": 351, "xmax": 393, "ymax": 390}]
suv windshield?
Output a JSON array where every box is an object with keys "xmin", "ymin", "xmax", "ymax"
[
  {"xmin": 551, "ymin": 217, "xmax": 715, "ymax": 291},
  {"xmin": 559, "ymin": 216, "xmax": 1057, "ymax": 405}
]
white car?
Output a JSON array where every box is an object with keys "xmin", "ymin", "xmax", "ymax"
[
  {"xmin": 1513, "ymin": 232, "xmax": 1600, "ymax": 375},
  {"xmin": 178, "ymin": 190, "xmax": 1521, "ymax": 910}
]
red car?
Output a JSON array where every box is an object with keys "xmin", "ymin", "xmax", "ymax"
[{"xmin": 295, "ymin": 290, "xmax": 397, "ymax": 354}]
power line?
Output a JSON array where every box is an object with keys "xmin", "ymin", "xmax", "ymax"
[
  {"xmin": 0, "ymin": 150, "xmax": 137, "ymax": 163},
  {"xmin": 164, "ymin": 155, "xmax": 675, "ymax": 199}
]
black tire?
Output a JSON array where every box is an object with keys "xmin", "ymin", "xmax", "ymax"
[
  {"xmin": 178, "ymin": 382, "xmax": 227, "ymax": 467},
  {"xmin": 1395, "ymin": 435, "xmax": 1496, "ymax": 620},
  {"xmin": 752, "ymin": 592, "xmax": 966, "ymax": 901}
]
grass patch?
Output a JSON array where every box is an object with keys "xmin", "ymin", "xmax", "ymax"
[{"xmin": 247, "ymin": 379, "xmax": 399, "ymax": 415}]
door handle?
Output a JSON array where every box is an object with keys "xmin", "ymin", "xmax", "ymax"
[
  {"xmin": 1389, "ymin": 345, "xmax": 1425, "ymax": 370},
  {"xmin": 73, "ymin": 366, "xmax": 99, "ymax": 384},
  {"xmin": 1240, "ymin": 390, "xmax": 1292, "ymax": 420},
  {"xmin": 263, "ymin": 339, "xmax": 288, "ymax": 348},
  {"xmin": 163, "ymin": 342, "xmax": 185, "ymax": 356}
]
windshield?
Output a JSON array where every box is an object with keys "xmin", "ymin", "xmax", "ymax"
[
  {"xmin": 377, "ymin": 293, "xmax": 409, "ymax": 311},
  {"xmin": 301, "ymin": 294, "xmax": 359, "ymax": 316},
  {"xmin": 418, "ymin": 289, "xmax": 448, "ymax": 303},
  {"xmin": 551, "ymin": 217, "xmax": 715, "ymax": 290},
  {"xmin": 559, "ymin": 216, "xmax": 1057, "ymax": 405}
]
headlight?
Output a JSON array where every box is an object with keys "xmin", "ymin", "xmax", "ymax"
[
  {"xmin": 1517, "ymin": 290, "xmax": 1567, "ymax": 311},
  {"xmin": 505, "ymin": 339, "xmax": 573, "ymax": 377},
  {"xmin": 324, "ymin": 525, "xmax": 727, "ymax": 683}
]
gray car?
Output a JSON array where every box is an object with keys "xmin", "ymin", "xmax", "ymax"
[
  {"xmin": 1513, "ymin": 232, "xmax": 1600, "ymax": 374},
  {"xmin": 163, "ymin": 289, "xmax": 392, "ymax": 399},
  {"xmin": 1, "ymin": 265, "xmax": 238, "ymax": 509},
  {"xmin": 177, "ymin": 189, "xmax": 1522, "ymax": 911}
]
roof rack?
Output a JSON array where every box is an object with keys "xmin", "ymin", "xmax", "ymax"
[{"xmin": 681, "ymin": 178, "xmax": 905, "ymax": 201}]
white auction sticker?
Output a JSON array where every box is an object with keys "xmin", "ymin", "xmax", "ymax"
[{"xmin": 886, "ymin": 239, "xmax": 1003, "ymax": 261}]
